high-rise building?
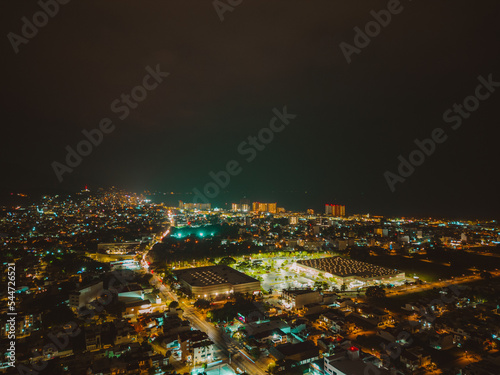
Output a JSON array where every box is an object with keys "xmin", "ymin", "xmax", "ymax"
[
  {"xmin": 179, "ymin": 201, "xmax": 211, "ymax": 211},
  {"xmin": 252, "ymin": 202, "xmax": 277, "ymax": 213},
  {"xmin": 325, "ymin": 204, "xmax": 345, "ymax": 217},
  {"xmin": 252, "ymin": 202, "xmax": 262, "ymax": 212},
  {"xmin": 232, "ymin": 203, "xmax": 250, "ymax": 212}
]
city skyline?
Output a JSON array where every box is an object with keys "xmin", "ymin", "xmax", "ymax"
[{"xmin": 1, "ymin": 186, "xmax": 497, "ymax": 221}]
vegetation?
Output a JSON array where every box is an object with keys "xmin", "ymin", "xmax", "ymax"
[
  {"xmin": 194, "ymin": 299, "xmax": 211, "ymax": 310},
  {"xmin": 366, "ymin": 285, "xmax": 386, "ymax": 300},
  {"xmin": 313, "ymin": 280, "xmax": 329, "ymax": 291},
  {"xmin": 206, "ymin": 295, "xmax": 256, "ymax": 323},
  {"xmin": 218, "ymin": 256, "xmax": 237, "ymax": 266}
]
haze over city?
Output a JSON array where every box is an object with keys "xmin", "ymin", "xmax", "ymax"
[{"xmin": 2, "ymin": 1, "xmax": 499, "ymax": 219}]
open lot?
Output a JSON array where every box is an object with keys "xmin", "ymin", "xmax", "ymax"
[
  {"xmin": 260, "ymin": 270, "xmax": 313, "ymax": 292},
  {"xmin": 366, "ymin": 252, "xmax": 500, "ymax": 282},
  {"xmin": 228, "ymin": 252, "xmax": 339, "ymax": 292}
]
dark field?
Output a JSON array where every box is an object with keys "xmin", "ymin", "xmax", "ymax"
[{"xmin": 365, "ymin": 252, "xmax": 500, "ymax": 282}]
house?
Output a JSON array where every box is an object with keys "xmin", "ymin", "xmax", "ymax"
[
  {"xmin": 1, "ymin": 313, "xmax": 42, "ymax": 339},
  {"xmin": 309, "ymin": 359, "xmax": 326, "ymax": 375},
  {"xmin": 322, "ymin": 293, "xmax": 338, "ymax": 305},
  {"xmin": 304, "ymin": 327, "xmax": 326, "ymax": 345},
  {"xmin": 86, "ymin": 326, "xmax": 102, "ymax": 351},
  {"xmin": 252, "ymin": 328, "xmax": 288, "ymax": 346},
  {"xmin": 114, "ymin": 321, "xmax": 137, "ymax": 345},
  {"xmin": 178, "ymin": 330, "xmax": 215, "ymax": 365},
  {"xmin": 192, "ymin": 340, "xmax": 216, "ymax": 365},
  {"xmin": 269, "ymin": 341, "xmax": 320, "ymax": 370},
  {"xmin": 317, "ymin": 337, "xmax": 341, "ymax": 356},
  {"xmin": 324, "ymin": 346, "xmax": 391, "ymax": 375},
  {"xmin": 335, "ymin": 298, "xmax": 354, "ymax": 310},
  {"xmin": 354, "ymin": 304, "xmax": 393, "ymax": 327},
  {"xmin": 400, "ymin": 347, "xmax": 432, "ymax": 372},
  {"xmin": 429, "ymin": 333, "xmax": 454, "ymax": 350},
  {"xmin": 320, "ymin": 312, "xmax": 356, "ymax": 334},
  {"xmin": 162, "ymin": 315, "xmax": 191, "ymax": 335},
  {"xmin": 303, "ymin": 303, "xmax": 329, "ymax": 316}
]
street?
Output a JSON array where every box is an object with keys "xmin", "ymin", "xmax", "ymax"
[{"xmin": 141, "ymin": 237, "xmax": 267, "ymax": 375}]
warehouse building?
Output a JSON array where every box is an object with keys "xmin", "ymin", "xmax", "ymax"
[
  {"xmin": 173, "ymin": 265, "xmax": 261, "ymax": 298},
  {"xmin": 291, "ymin": 256, "xmax": 405, "ymax": 288}
]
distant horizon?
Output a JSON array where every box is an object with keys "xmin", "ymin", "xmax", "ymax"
[{"xmin": 1, "ymin": 186, "xmax": 497, "ymax": 222}]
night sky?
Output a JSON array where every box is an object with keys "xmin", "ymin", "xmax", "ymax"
[{"xmin": 1, "ymin": 0, "xmax": 499, "ymax": 219}]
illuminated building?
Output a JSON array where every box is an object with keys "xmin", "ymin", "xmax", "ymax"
[
  {"xmin": 292, "ymin": 257, "xmax": 405, "ymax": 287},
  {"xmin": 2, "ymin": 314, "xmax": 41, "ymax": 339},
  {"xmin": 232, "ymin": 203, "xmax": 250, "ymax": 212},
  {"xmin": 179, "ymin": 201, "xmax": 211, "ymax": 211},
  {"xmin": 252, "ymin": 202, "xmax": 277, "ymax": 213},
  {"xmin": 97, "ymin": 241, "xmax": 141, "ymax": 254},
  {"xmin": 325, "ymin": 204, "xmax": 345, "ymax": 217},
  {"xmin": 281, "ymin": 289, "xmax": 322, "ymax": 309},
  {"xmin": 173, "ymin": 265, "xmax": 260, "ymax": 298},
  {"xmin": 69, "ymin": 280, "xmax": 104, "ymax": 312},
  {"xmin": 179, "ymin": 330, "xmax": 215, "ymax": 365}
]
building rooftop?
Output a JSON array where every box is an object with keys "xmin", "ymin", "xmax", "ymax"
[
  {"xmin": 173, "ymin": 265, "xmax": 258, "ymax": 287},
  {"xmin": 282, "ymin": 288, "xmax": 318, "ymax": 296},
  {"xmin": 274, "ymin": 340, "xmax": 318, "ymax": 357},
  {"xmin": 297, "ymin": 256, "xmax": 401, "ymax": 278}
]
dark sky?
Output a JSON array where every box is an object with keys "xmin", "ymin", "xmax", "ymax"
[{"xmin": 1, "ymin": 0, "xmax": 499, "ymax": 219}]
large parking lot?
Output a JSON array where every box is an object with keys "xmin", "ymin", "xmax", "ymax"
[
  {"xmin": 260, "ymin": 269, "xmax": 314, "ymax": 292},
  {"xmin": 230, "ymin": 252, "xmax": 346, "ymax": 292}
]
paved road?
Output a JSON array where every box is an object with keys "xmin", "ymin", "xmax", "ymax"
[
  {"xmin": 182, "ymin": 306, "xmax": 267, "ymax": 375},
  {"xmin": 143, "ymin": 248, "xmax": 267, "ymax": 375}
]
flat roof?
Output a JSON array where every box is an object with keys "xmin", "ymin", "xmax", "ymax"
[
  {"xmin": 275, "ymin": 341, "xmax": 318, "ymax": 356},
  {"xmin": 282, "ymin": 288, "xmax": 318, "ymax": 296},
  {"xmin": 296, "ymin": 256, "xmax": 401, "ymax": 278},
  {"xmin": 173, "ymin": 265, "xmax": 259, "ymax": 287}
]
